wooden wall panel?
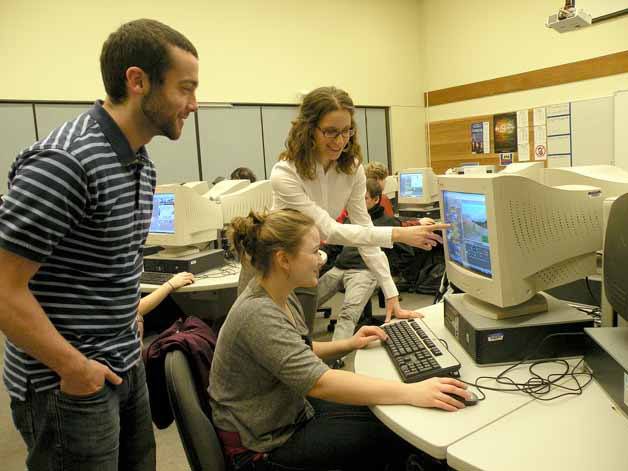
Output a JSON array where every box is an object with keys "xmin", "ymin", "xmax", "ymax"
[{"xmin": 424, "ymin": 50, "xmax": 628, "ymax": 107}]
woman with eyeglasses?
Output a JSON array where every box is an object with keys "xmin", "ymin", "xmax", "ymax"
[{"xmin": 257, "ymin": 86, "xmax": 449, "ymax": 330}]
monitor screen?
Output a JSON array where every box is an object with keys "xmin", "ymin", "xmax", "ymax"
[
  {"xmin": 150, "ymin": 193, "xmax": 175, "ymax": 234},
  {"xmin": 443, "ymin": 191, "xmax": 492, "ymax": 278},
  {"xmin": 399, "ymin": 172, "xmax": 424, "ymax": 198}
]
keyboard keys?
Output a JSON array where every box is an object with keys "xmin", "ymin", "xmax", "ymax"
[{"xmin": 381, "ymin": 319, "xmax": 460, "ymax": 383}]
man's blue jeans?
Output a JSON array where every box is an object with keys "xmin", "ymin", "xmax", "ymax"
[{"xmin": 10, "ymin": 361, "xmax": 156, "ymax": 471}]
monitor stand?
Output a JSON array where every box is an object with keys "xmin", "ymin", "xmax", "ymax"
[{"xmin": 462, "ymin": 293, "xmax": 549, "ymax": 320}]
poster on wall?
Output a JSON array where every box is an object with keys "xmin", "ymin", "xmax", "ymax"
[
  {"xmin": 500, "ymin": 153, "xmax": 513, "ymax": 165},
  {"xmin": 471, "ymin": 121, "xmax": 490, "ymax": 154},
  {"xmin": 517, "ymin": 127, "xmax": 530, "ymax": 161},
  {"xmin": 493, "ymin": 113, "xmax": 518, "ymax": 153}
]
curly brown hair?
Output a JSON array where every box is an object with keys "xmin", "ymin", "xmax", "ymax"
[{"xmin": 279, "ymin": 86, "xmax": 363, "ymax": 180}]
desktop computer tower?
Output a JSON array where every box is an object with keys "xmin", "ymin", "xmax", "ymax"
[
  {"xmin": 143, "ymin": 249, "xmax": 225, "ymax": 275},
  {"xmin": 444, "ymin": 293, "xmax": 594, "ymax": 365}
]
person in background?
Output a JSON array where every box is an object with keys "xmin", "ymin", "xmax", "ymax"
[
  {"xmin": 230, "ymin": 166, "xmax": 257, "ymax": 182},
  {"xmin": 257, "ymin": 86, "xmax": 448, "ymax": 332},
  {"xmin": 210, "ymin": 209, "xmax": 469, "ymax": 471},
  {"xmin": 336, "ymin": 161, "xmax": 394, "ymax": 223},
  {"xmin": 0, "ymin": 19, "xmax": 198, "ymax": 470},
  {"xmin": 364, "ymin": 161, "xmax": 394, "ymax": 214},
  {"xmin": 136, "ymin": 272, "xmax": 195, "ymax": 342}
]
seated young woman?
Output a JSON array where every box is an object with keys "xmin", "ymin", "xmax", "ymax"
[{"xmin": 209, "ymin": 208, "xmax": 470, "ymax": 471}]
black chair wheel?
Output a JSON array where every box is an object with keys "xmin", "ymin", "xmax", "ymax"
[{"xmin": 327, "ymin": 319, "xmax": 337, "ymax": 333}]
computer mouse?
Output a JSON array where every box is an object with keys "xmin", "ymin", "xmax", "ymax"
[{"xmin": 445, "ymin": 391, "xmax": 479, "ymax": 406}]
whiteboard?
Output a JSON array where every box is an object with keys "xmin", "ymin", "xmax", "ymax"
[
  {"xmin": 615, "ymin": 90, "xmax": 628, "ymax": 171},
  {"xmin": 571, "ymin": 96, "xmax": 614, "ymax": 166}
]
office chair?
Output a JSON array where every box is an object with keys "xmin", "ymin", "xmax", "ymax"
[
  {"xmin": 320, "ymin": 288, "xmax": 387, "ymax": 333},
  {"xmin": 164, "ymin": 349, "xmax": 226, "ymax": 471}
]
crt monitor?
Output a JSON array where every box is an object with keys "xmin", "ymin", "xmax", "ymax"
[
  {"xmin": 398, "ymin": 168, "xmax": 438, "ymax": 206},
  {"xmin": 460, "ymin": 164, "xmax": 496, "ymax": 175},
  {"xmin": 207, "ymin": 179, "xmax": 250, "ymax": 201},
  {"xmin": 543, "ymin": 165, "xmax": 628, "ymax": 198},
  {"xmin": 221, "ymin": 180, "xmax": 273, "ymax": 225},
  {"xmin": 146, "ymin": 184, "xmax": 223, "ymax": 256},
  {"xmin": 439, "ymin": 174, "xmax": 603, "ymax": 319},
  {"xmin": 499, "ymin": 161, "xmax": 544, "ymax": 183}
]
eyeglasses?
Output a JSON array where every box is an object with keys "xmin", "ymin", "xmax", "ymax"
[{"xmin": 317, "ymin": 126, "xmax": 356, "ymax": 140}]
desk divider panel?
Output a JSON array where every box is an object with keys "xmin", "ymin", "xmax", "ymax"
[
  {"xmin": 146, "ymin": 112, "xmax": 200, "ymax": 185},
  {"xmin": 0, "ymin": 103, "xmax": 37, "ymax": 192},
  {"xmin": 261, "ymin": 106, "xmax": 298, "ymax": 179},
  {"xmin": 197, "ymin": 105, "xmax": 265, "ymax": 185}
]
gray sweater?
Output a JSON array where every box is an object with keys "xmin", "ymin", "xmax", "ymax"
[{"xmin": 209, "ymin": 278, "xmax": 329, "ymax": 452}]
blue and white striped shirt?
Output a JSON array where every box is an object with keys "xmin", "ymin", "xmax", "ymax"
[{"xmin": 0, "ymin": 101, "xmax": 156, "ymax": 400}]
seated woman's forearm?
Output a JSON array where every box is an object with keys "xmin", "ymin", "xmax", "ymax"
[
  {"xmin": 308, "ymin": 369, "xmax": 411, "ymax": 406},
  {"xmin": 312, "ymin": 339, "xmax": 354, "ymax": 360}
]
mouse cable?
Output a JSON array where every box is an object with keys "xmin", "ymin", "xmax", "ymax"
[{"xmin": 440, "ymin": 332, "xmax": 594, "ymax": 401}]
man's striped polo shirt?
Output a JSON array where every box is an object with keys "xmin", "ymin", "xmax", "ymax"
[{"xmin": 0, "ymin": 101, "xmax": 156, "ymax": 400}]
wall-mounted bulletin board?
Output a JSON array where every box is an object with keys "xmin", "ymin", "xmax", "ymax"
[{"xmin": 427, "ymin": 109, "xmax": 545, "ymax": 175}]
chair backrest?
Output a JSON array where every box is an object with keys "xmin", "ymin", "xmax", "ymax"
[{"xmin": 164, "ymin": 349, "xmax": 226, "ymax": 471}]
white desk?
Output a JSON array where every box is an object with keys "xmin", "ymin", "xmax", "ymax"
[
  {"xmin": 140, "ymin": 263, "xmax": 241, "ymax": 321},
  {"xmin": 447, "ymin": 380, "xmax": 628, "ymax": 471},
  {"xmin": 355, "ymin": 303, "xmax": 551, "ymax": 459},
  {"xmin": 354, "ymin": 303, "xmax": 625, "ymax": 466},
  {"xmin": 139, "ymin": 262, "xmax": 241, "ymax": 294}
]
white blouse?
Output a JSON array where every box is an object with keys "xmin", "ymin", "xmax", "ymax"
[{"xmin": 271, "ymin": 159, "xmax": 398, "ymax": 298}]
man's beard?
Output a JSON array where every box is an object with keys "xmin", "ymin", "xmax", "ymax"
[{"xmin": 141, "ymin": 88, "xmax": 179, "ymax": 140}]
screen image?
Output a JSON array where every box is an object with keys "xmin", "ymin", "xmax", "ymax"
[
  {"xmin": 150, "ymin": 193, "xmax": 175, "ymax": 234},
  {"xmin": 442, "ymin": 191, "xmax": 492, "ymax": 278},
  {"xmin": 399, "ymin": 173, "xmax": 424, "ymax": 198}
]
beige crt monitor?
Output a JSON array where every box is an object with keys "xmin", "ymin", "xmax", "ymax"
[
  {"xmin": 461, "ymin": 164, "xmax": 496, "ymax": 175},
  {"xmin": 544, "ymin": 165, "xmax": 628, "ymax": 198},
  {"xmin": 383, "ymin": 175, "xmax": 398, "ymax": 198},
  {"xmin": 438, "ymin": 174, "xmax": 603, "ymax": 319},
  {"xmin": 146, "ymin": 184, "xmax": 223, "ymax": 256},
  {"xmin": 206, "ymin": 179, "xmax": 250, "ymax": 201},
  {"xmin": 398, "ymin": 168, "xmax": 439, "ymax": 207},
  {"xmin": 221, "ymin": 180, "xmax": 273, "ymax": 225},
  {"xmin": 499, "ymin": 161, "xmax": 544, "ymax": 183}
]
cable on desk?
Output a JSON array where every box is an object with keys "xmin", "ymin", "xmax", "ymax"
[{"xmin": 442, "ymin": 332, "xmax": 594, "ymax": 402}]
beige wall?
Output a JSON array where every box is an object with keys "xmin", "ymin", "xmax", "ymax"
[
  {"xmin": 0, "ymin": 0, "xmax": 426, "ymax": 172},
  {"xmin": 2, "ymin": 1, "xmax": 626, "ymax": 171},
  {"xmin": 422, "ymin": 0, "xmax": 628, "ymax": 124}
]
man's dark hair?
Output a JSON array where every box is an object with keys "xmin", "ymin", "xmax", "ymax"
[
  {"xmin": 230, "ymin": 167, "xmax": 257, "ymax": 183},
  {"xmin": 100, "ymin": 19, "xmax": 198, "ymax": 104},
  {"xmin": 366, "ymin": 178, "xmax": 382, "ymax": 201}
]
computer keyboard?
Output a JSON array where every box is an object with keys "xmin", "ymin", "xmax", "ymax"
[
  {"xmin": 140, "ymin": 271, "xmax": 174, "ymax": 285},
  {"xmin": 382, "ymin": 319, "xmax": 461, "ymax": 383}
]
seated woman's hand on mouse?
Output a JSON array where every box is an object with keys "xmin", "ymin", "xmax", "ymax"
[{"xmin": 406, "ymin": 377, "xmax": 471, "ymax": 412}]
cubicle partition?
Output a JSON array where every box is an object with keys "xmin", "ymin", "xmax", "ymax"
[{"xmin": 0, "ymin": 101, "xmax": 391, "ymax": 190}]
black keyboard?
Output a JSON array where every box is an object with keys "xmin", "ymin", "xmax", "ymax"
[
  {"xmin": 140, "ymin": 271, "xmax": 174, "ymax": 285},
  {"xmin": 382, "ymin": 319, "xmax": 461, "ymax": 383}
]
